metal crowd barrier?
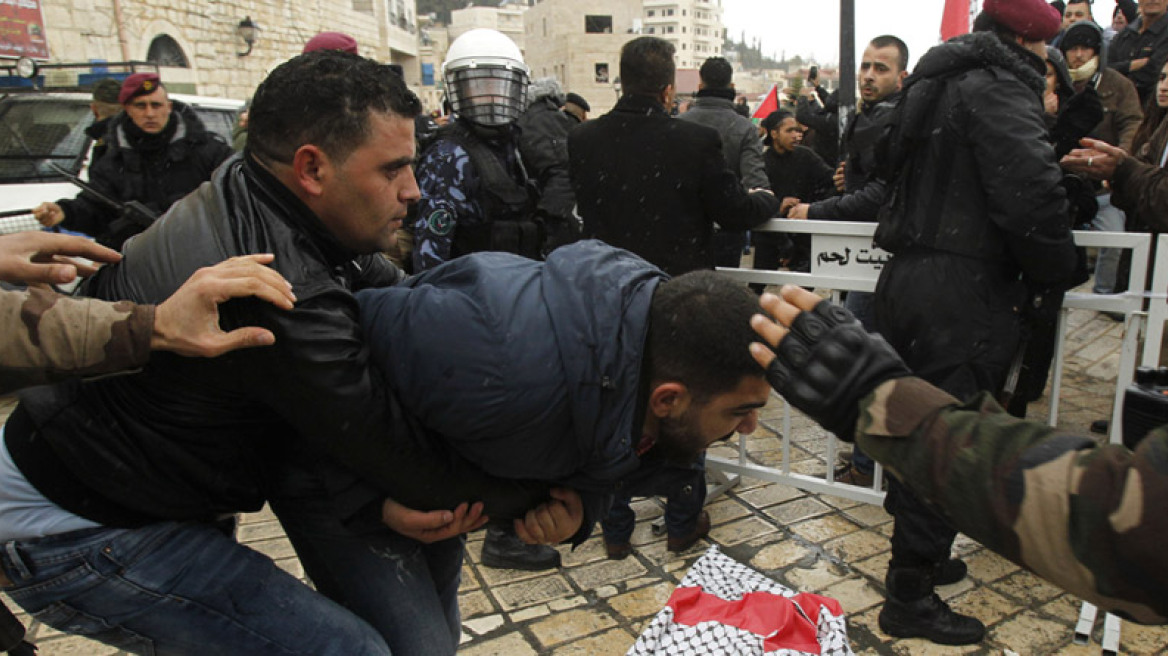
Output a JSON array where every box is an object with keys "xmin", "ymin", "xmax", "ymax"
[{"xmin": 708, "ymin": 220, "xmax": 1160, "ymax": 506}]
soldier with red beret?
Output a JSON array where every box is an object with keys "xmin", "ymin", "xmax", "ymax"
[{"xmin": 33, "ymin": 72, "xmax": 233, "ymax": 249}]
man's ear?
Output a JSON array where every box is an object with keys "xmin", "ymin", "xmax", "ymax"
[
  {"xmin": 897, "ymin": 70, "xmax": 908, "ymax": 88},
  {"xmin": 291, "ymin": 145, "xmax": 330, "ymax": 197},
  {"xmin": 648, "ymin": 381, "xmax": 689, "ymax": 418}
]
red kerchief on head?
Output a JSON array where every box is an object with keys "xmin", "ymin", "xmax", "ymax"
[
  {"xmin": 119, "ymin": 72, "xmax": 162, "ymax": 105},
  {"xmin": 983, "ymin": 0, "xmax": 1062, "ymax": 41}
]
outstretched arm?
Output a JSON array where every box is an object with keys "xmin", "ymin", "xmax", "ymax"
[
  {"xmin": 749, "ymin": 286, "xmax": 1168, "ymax": 624},
  {"xmin": 0, "ymin": 237, "xmax": 294, "ymax": 394}
]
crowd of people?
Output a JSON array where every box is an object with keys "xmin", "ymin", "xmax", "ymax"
[{"xmin": 0, "ymin": 0, "xmax": 1166, "ymax": 652}]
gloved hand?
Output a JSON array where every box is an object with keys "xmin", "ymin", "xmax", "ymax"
[{"xmin": 749, "ymin": 287, "xmax": 911, "ymax": 442}]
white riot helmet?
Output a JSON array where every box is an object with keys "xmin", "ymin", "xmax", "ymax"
[{"xmin": 443, "ymin": 28, "xmax": 530, "ymax": 127}]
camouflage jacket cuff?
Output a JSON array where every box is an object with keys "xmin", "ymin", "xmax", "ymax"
[{"xmin": 857, "ymin": 377, "xmax": 960, "ymax": 438}]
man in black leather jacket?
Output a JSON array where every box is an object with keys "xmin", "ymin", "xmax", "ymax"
[{"xmin": 3, "ymin": 52, "xmax": 557, "ymax": 656}]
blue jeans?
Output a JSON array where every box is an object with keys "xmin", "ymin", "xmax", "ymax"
[
  {"xmin": 269, "ymin": 461, "xmax": 463, "ymax": 656},
  {"xmin": 0, "ymin": 522, "xmax": 388, "ymax": 655},
  {"xmin": 601, "ymin": 454, "xmax": 706, "ymax": 544},
  {"xmin": 1091, "ymin": 193, "xmax": 1125, "ymax": 294}
]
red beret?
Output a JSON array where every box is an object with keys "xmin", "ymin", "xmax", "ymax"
[
  {"xmin": 303, "ymin": 32, "xmax": 359, "ymax": 55},
  {"xmin": 983, "ymin": 0, "xmax": 1062, "ymax": 41},
  {"xmin": 119, "ymin": 72, "xmax": 163, "ymax": 105}
]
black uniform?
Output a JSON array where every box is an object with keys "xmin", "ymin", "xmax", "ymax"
[
  {"xmin": 872, "ymin": 30, "xmax": 1077, "ymax": 617},
  {"xmin": 57, "ymin": 101, "xmax": 233, "ymax": 249}
]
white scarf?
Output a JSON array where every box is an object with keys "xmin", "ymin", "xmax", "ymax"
[{"xmin": 1069, "ymin": 56, "xmax": 1099, "ymax": 83}]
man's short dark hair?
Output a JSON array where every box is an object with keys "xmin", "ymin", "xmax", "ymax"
[
  {"xmin": 973, "ymin": 11, "xmax": 1017, "ymax": 42},
  {"xmin": 870, "ymin": 35, "xmax": 909, "ymax": 73},
  {"xmin": 699, "ymin": 57, "xmax": 734, "ymax": 89},
  {"xmin": 620, "ymin": 36, "xmax": 676, "ymax": 97},
  {"xmin": 646, "ymin": 271, "xmax": 765, "ymax": 401},
  {"xmin": 248, "ymin": 50, "xmax": 422, "ymax": 166}
]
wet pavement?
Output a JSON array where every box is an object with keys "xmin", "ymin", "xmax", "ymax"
[{"xmin": 3, "ymin": 304, "xmax": 1166, "ymax": 655}]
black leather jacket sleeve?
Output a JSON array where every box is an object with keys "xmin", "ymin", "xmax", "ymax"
[{"xmin": 228, "ymin": 280, "xmax": 549, "ymax": 519}]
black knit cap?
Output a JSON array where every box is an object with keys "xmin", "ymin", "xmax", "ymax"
[
  {"xmin": 564, "ymin": 92, "xmax": 590, "ymax": 112},
  {"xmin": 1060, "ymin": 21, "xmax": 1102, "ymax": 55}
]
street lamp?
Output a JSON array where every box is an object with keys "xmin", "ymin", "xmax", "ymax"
[{"xmin": 237, "ymin": 17, "xmax": 259, "ymax": 57}]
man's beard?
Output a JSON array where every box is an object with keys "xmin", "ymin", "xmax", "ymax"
[{"xmin": 652, "ymin": 410, "xmax": 734, "ymax": 466}]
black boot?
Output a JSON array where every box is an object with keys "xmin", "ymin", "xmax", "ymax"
[
  {"xmin": 481, "ymin": 524, "xmax": 561, "ymax": 571},
  {"xmin": 934, "ymin": 557, "xmax": 967, "ymax": 586},
  {"xmin": 879, "ymin": 566, "xmax": 985, "ymax": 645}
]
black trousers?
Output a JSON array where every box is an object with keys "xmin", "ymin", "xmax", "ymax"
[{"xmin": 875, "ymin": 251, "xmax": 1024, "ymax": 569}]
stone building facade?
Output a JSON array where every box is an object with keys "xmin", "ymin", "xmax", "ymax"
[
  {"xmin": 642, "ymin": 0, "xmax": 724, "ymax": 70},
  {"xmin": 27, "ymin": 0, "xmax": 419, "ymax": 101},
  {"xmin": 524, "ymin": 0, "xmax": 643, "ymax": 116}
]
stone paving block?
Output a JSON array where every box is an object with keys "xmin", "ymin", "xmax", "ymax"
[
  {"xmin": 788, "ymin": 514, "xmax": 862, "ymax": 543},
  {"xmin": 840, "ymin": 503, "xmax": 892, "ymax": 528},
  {"xmin": 822, "ymin": 528, "xmax": 889, "ymax": 563},
  {"xmin": 461, "ymin": 563, "xmax": 480, "ymax": 590},
  {"xmin": 736, "ymin": 482, "xmax": 805, "ymax": 509},
  {"xmin": 554, "ymin": 628, "xmax": 636, "ymax": 656},
  {"xmin": 994, "ymin": 570, "xmax": 1065, "ymax": 605},
  {"xmin": 559, "ymin": 536, "xmax": 607, "ymax": 568},
  {"xmin": 246, "ymin": 536, "xmax": 297, "ymax": 561},
  {"xmin": 235, "ymin": 518, "xmax": 285, "ymax": 542},
  {"xmin": 709, "ymin": 516, "xmax": 777, "ymax": 546},
  {"xmin": 935, "ymin": 575, "xmax": 975, "ymax": 601},
  {"xmin": 821, "ymin": 577, "xmax": 883, "ymax": 614},
  {"xmin": 459, "ymin": 631, "xmax": 539, "ymax": 656},
  {"xmin": 850, "ymin": 552, "xmax": 891, "ymax": 583},
  {"xmin": 460, "ymin": 589, "xmax": 495, "ymax": 619},
  {"xmin": 463, "ymin": 613, "xmax": 506, "ymax": 636},
  {"xmin": 548, "ymin": 595, "xmax": 588, "ymax": 612},
  {"xmin": 508, "ymin": 605, "xmax": 550, "ymax": 622},
  {"xmin": 750, "ymin": 540, "xmax": 818, "ymax": 572},
  {"xmin": 704, "ymin": 497, "xmax": 752, "ymax": 524},
  {"xmin": 607, "ymin": 581, "xmax": 675, "ymax": 620},
  {"xmin": 847, "ymin": 606, "xmax": 891, "ymax": 646},
  {"xmin": 491, "ymin": 574, "xmax": 575, "ymax": 610},
  {"xmin": 528, "ymin": 607, "xmax": 617, "ymax": 649},
  {"xmin": 475, "ymin": 558, "xmax": 554, "ymax": 587},
  {"xmin": 964, "ymin": 549, "xmax": 1021, "ymax": 583},
  {"xmin": 21, "ymin": 636, "xmax": 120, "ymax": 655},
  {"xmin": 948, "ymin": 586, "xmax": 1017, "ymax": 626},
  {"xmin": 567, "ymin": 555, "xmax": 647, "ymax": 590},
  {"xmin": 783, "ymin": 557, "xmax": 850, "ymax": 591},
  {"xmin": 820, "ymin": 494, "xmax": 865, "ymax": 511},
  {"xmin": 990, "ymin": 610, "xmax": 1073, "ymax": 653},
  {"xmin": 763, "ymin": 496, "xmax": 834, "ymax": 525},
  {"xmin": 1115, "ymin": 620, "xmax": 1168, "ymax": 654},
  {"xmin": 890, "ymin": 639, "xmax": 980, "ymax": 655}
]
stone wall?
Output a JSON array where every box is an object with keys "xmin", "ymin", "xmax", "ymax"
[{"xmin": 36, "ymin": 0, "xmax": 420, "ymax": 100}]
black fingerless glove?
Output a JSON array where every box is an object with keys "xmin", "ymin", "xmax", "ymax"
[{"xmin": 763, "ymin": 300, "xmax": 911, "ymax": 442}]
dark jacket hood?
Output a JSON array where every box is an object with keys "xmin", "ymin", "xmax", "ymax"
[
  {"xmin": 1061, "ymin": 20, "xmax": 1110, "ymax": 73},
  {"xmin": 915, "ymin": 31, "xmax": 1047, "ymax": 97}
]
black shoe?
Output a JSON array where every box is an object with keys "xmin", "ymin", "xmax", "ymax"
[
  {"xmin": 1091, "ymin": 418, "xmax": 1109, "ymax": 434},
  {"xmin": 481, "ymin": 525, "xmax": 561, "ymax": 571},
  {"xmin": 667, "ymin": 511, "xmax": 711, "ymax": 553},
  {"xmin": 881, "ymin": 567, "xmax": 985, "ymax": 645},
  {"xmin": 878, "ymin": 593, "xmax": 986, "ymax": 645},
  {"xmin": 935, "ymin": 558, "xmax": 967, "ymax": 586}
]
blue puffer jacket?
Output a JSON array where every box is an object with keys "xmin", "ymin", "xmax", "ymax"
[{"xmin": 358, "ymin": 240, "xmax": 666, "ymax": 535}]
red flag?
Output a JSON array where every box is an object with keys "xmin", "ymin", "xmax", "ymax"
[
  {"xmin": 941, "ymin": 0, "xmax": 971, "ymax": 40},
  {"xmin": 752, "ymin": 84, "xmax": 778, "ymax": 119}
]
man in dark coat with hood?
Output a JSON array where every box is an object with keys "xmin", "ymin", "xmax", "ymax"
[
  {"xmin": 33, "ymin": 73, "xmax": 233, "ymax": 249},
  {"xmin": 867, "ymin": 0, "xmax": 1078, "ymax": 645}
]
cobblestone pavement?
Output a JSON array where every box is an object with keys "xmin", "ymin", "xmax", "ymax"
[{"xmin": 3, "ymin": 306, "xmax": 1167, "ymax": 655}]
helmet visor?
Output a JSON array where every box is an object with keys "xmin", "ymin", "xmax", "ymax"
[{"xmin": 447, "ymin": 66, "xmax": 529, "ymax": 127}]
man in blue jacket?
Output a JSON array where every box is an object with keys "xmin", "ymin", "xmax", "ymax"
[{"xmin": 358, "ymin": 240, "xmax": 772, "ymax": 551}]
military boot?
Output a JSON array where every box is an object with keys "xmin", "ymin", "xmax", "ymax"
[
  {"xmin": 481, "ymin": 524, "xmax": 561, "ymax": 571},
  {"xmin": 878, "ymin": 566, "xmax": 985, "ymax": 645}
]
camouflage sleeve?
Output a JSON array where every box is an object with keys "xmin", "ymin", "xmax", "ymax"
[
  {"xmin": 412, "ymin": 141, "xmax": 484, "ymax": 272},
  {"xmin": 0, "ymin": 287, "xmax": 153, "ymax": 395},
  {"xmin": 856, "ymin": 377, "xmax": 1168, "ymax": 624}
]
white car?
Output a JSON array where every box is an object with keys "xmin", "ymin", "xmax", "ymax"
[{"xmin": 0, "ymin": 91, "xmax": 244, "ymax": 235}]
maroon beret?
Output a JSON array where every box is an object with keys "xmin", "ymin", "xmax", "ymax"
[
  {"xmin": 983, "ymin": 0, "xmax": 1062, "ymax": 41},
  {"xmin": 303, "ymin": 32, "xmax": 359, "ymax": 55},
  {"xmin": 118, "ymin": 72, "xmax": 163, "ymax": 105}
]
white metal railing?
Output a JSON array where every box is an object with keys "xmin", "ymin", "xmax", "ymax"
[{"xmin": 710, "ymin": 219, "xmax": 1161, "ymax": 505}]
